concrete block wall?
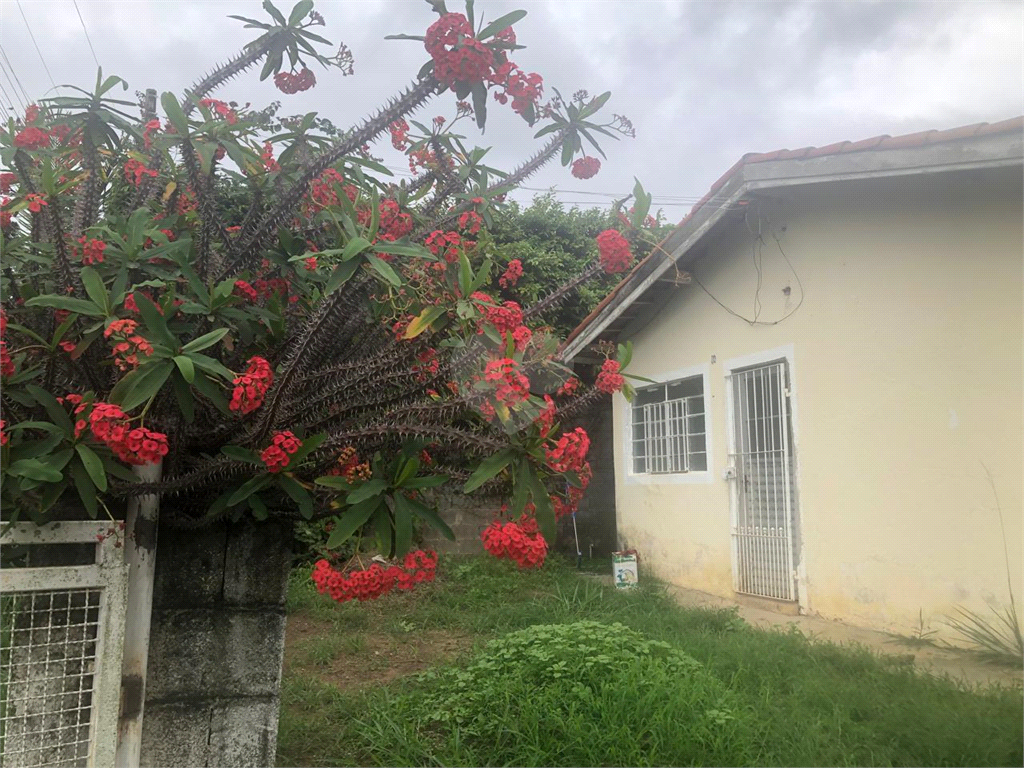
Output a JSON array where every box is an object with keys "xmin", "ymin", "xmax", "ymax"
[
  {"xmin": 420, "ymin": 491, "xmax": 500, "ymax": 555},
  {"xmin": 139, "ymin": 519, "xmax": 292, "ymax": 767}
]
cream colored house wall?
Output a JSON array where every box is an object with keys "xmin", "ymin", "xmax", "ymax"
[{"xmin": 613, "ymin": 168, "xmax": 1023, "ymax": 638}]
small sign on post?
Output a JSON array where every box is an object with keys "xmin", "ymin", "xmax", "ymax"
[{"xmin": 612, "ymin": 549, "xmax": 639, "ymax": 589}]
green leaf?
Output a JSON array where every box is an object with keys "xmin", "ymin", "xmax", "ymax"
[
  {"xmin": 342, "ymin": 236, "xmax": 372, "ymax": 261},
  {"xmin": 263, "ymin": 0, "xmax": 287, "ymax": 25},
  {"xmin": 75, "ymin": 444, "xmax": 108, "ymax": 492},
  {"xmin": 173, "ymin": 355, "xmax": 195, "ymax": 383},
  {"xmin": 403, "ymin": 306, "xmax": 446, "ymax": 339},
  {"xmin": 526, "ymin": 467, "xmax": 556, "ymax": 545},
  {"xmin": 171, "ymin": 371, "xmax": 196, "ymax": 423},
  {"xmin": 346, "ymin": 478, "xmax": 389, "ymax": 505},
  {"xmin": 458, "ymin": 249, "xmax": 473, "ymax": 297},
  {"xmin": 24, "ymin": 385, "xmax": 74, "ymax": 434},
  {"xmin": 188, "ymin": 353, "xmax": 235, "ymax": 381},
  {"xmin": 477, "ymin": 9, "xmax": 527, "ymax": 39},
  {"xmin": 8, "ymin": 459, "xmax": 63, "ymax": 483},
  {"xmin": 24, "ymin": 295, "xmax": 104, "ymax": 317},
  {"xmin": 463, "ymin": 449, "xmax": 513, "ymax": 492},
  {"xmin": 133, "ymin": 292, "xmax": 177, "ymax": 348},
  {"xmin": 618, "ymin": 340, "xmax": 633, "ymax": 369},
  {"xmin": 400, "ymin": 493, "xmax": 455, "ymax": 541},
  {"xmin": 221, "ymin": 445, "xmax": 262, "ymax": 464},
  {"xmin": 578, "ymin": 90, "xmax": 611, "ymax": 120},
  {"xmin": 80, "ymin": 267, "xmax": 109, "ymax": 314},
  {"xmin": 191, "ymin": 371, "xmax": 232, "ymax": 415},
  {"xmin": 70, "ymin": 461, "xmax": 99, "ymax": 518},
  {"xmin": 279, "ymin": 475, "xmax": 314, "ymax": 519},
  {"xmin": 391, "ymin": 494, "xmax": 413, "ymax": 557},
  {"xmin": 227, "ymin": 474, "xmax": 273, "ymax": 506},
  {"xmin": 403, "ymin": 474, "xmax": 449, "ymax": 490},
  {"xmin": 314, "ymin": 475, "xmax": 353, "ymax": 490},
  {"xmin": 365, "ymin": 255, "xmax": 402, "ymax": 286},
  {"xmin": 510, "ymin": 459, "xmax": 531, "ymax": 515},
  {"xmin": 325, "ymin": 258, "xmax": 361, "ymax": 295},
  {"xmin": 326, "ymin": 497, "xmax": 380, "ymax": 548},
  {"xmin": 161, "ymin": 91, "xmax": 189, "ymax": 136},
  {"xmin": 471, "ymin": 79, "xmax": 488, "ymax": 130},
  {"xmin": 118, "ymin": 361, "xmax": 173, "ymax": 411},
  {"xmin": 394, "ymin": 456, "xmax": 420, "ymax": 487},
  {"xmin": 181, "ymin": 328, "xmax": 229, "ymax": 353}
]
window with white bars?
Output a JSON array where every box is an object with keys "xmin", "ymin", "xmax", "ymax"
[{"xmin": 631, "ymin": 375, "xmax": 707, "ymax": 474}]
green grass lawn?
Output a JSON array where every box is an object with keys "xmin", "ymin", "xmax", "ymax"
[{"xmin": 277, "ymin": 556, "xmax": 1024, "ymax": 767}]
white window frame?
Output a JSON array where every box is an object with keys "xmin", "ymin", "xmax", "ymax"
[{"xmin": 621, "ymin": 362, "xmax": 714, "ymax": 485}]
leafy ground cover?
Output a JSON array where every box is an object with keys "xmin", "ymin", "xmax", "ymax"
[{"xmin": 277, "ymin": 556, "xmax": 1024, "ymax": 767}]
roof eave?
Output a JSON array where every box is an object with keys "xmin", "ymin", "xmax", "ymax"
[{"xmin": 560, "ymin": 130, "xmax": 1023, "ymax": 362}]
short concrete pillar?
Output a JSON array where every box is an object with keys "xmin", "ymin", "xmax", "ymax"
[{"xmin": 138, "ymin": 518, "xmax": 292, "ymax": 767}]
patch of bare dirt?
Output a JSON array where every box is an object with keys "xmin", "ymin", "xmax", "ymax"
[{"xmin": 285, "ymin": 613, "xmax": 472, "ymax": 691}]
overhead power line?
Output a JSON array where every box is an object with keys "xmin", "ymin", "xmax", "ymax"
[
  {"xmin": 72, "ymin": 0, "xmax": 101, "ymax": 69},
  {"xmin": 17, "ymin": 0, "xmax": 58, "ymax": 93},
  {"xmin": 0, "ymin": 45, "xmax": 32, "ymax": 107},
  {"xmin": 0, "ymin": 63, "xmax": 27, "ymax": 113}
]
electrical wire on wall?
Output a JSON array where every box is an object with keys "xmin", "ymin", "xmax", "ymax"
[{"xmin": 690, "ymin": 211, "xmax": 805, "ymax": 326}]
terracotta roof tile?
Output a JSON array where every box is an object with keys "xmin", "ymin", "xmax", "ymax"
[{"xmin": 562, "ymin": 115, "xmax": 1023, "ymax": 351}]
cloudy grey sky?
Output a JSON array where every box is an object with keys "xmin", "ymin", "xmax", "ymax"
[{"xmin": 1, "ymin": 0, "xmax": 1021, "ymax": 220}]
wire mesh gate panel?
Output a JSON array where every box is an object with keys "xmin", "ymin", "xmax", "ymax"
[
  {"xmin": 728, "ymin": 361, "xmax": 799, "ymax": 601},
  {"xmin": 1, "ymin": 522, "xmax": 128, "ymax": 767}
]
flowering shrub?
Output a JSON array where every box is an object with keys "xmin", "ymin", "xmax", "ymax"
[{"xmin": 0, "ymin": 0, "xmax": 649, "ymax": 589}]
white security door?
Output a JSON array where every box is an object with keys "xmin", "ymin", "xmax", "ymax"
[{"xmin": 727, "ymin": 360, "xmax": 799, "ymax": 601}]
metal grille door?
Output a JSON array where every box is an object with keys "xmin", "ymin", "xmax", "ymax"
[
  {"xmin": 1, "ymin": 522, "xmax": 128, "ymax": 767},
  {"xmin": 728, "ymin": 361, "xmax": 799, "ymax": 601}
]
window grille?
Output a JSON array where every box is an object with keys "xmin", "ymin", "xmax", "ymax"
[{"xmin": 631, "ymin": 375, "xmax": 707, "ymax": 474}]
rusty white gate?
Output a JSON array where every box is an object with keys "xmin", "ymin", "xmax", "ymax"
[
  {"xmin": 726, "ymin": 360, "xmax": 800, "ymax": 602},
  {"xmin": 0, "ymin": 522, "xmax": 128, "ymax": 768}
]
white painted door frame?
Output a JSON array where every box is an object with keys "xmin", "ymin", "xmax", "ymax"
[{"xmin": 723, "ymin": 344, "xmax": 808, "ymax": 613}]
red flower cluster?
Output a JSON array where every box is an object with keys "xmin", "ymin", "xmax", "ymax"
[
  {"xmin": 25, "ymin": 194, "xmax": 47, "ymax": 213},
  {"xmin": 482, "ymin": 515, "xmax": 547, "ymax": 568},
  {"xmin": 261, "ymin": 142, "xmax": 279, "ymax": 172},
  {"xmin": 125, "ymin": 159, "xmax": 158, "ymax": 187},
  {"xmin": 557, "ymin": 376, "xmax": 580, "ymax": 396},
  {"xmin": 425, "ymin": 13, "xmax": 493, "ymax": 88},
  {"xmin": 0, "ymin": 420, "xmax": 7, "ymax": 446},
  {"xmin": 274, "ymin": 68, "xmax": 316, "ymax": 93},
  {"xmin": 571, "ymin": 156, "xmax": 601, "ymax": 180},
  {"xmin": 326, "ymin": 446, "xmax": 372, "ymax": 482},
  {"xmin": 142, "ymin": 119, "xmax": 161, "ymax": 149},
  {"xmin": 198, "ymin": 98, "xmax": 238, "ymax": 124},
  {"xmin": 472, "ymin": 293, "xmax": 522, "ymax": 334},
  {"xmin": 73, "ymin": 400, "xmax": 169, "ymax": 465},
  {"xmin": 13, "ymin": 126, "xmax": 50, "ymax": 150},
  {"xmin": 311, "ymin": 550, "xmax": 438, "ymax": 603},
  {"xmin": 545, "ymin": 427, "xmax": 590, "ymax": 473},
  {"xmin": 77, "ymin": 236, "xmax": 106, "ymax": 265},
  {"xmin": 552, "ymin": 461, "xmax": 592, "ymax": 519},
  {"xmin": 492, "ymin": 63, "xmax": 543, "ymax": 117},
  {"xmin": 389, "ymin": 119, "xmax": 410, "ymax": 150},
  {"xmin": 483, "ymin": 357, "xmax": 530, "ymax": 407},
  {"xmin": 0, "ymin": 308, "xmax": 13, "ymax": 378},
  {"xmin": 230, "ymin": 356, "xmax": 273, "ymax": 414},
  {"xmin": 376, "ymin": 199, "xmax": 414, "ymax": 242},
  {"xmin": 595, "ymin": 359, "xmax": 625, "ymax": 394},
  {"xmin": 499, "ymin": 258, "xmax": 523, "ymax": 288},
  {"xmin": 412, "ymin": 348, "xmax": 439, "ymax": 383},
  {"xmin": 104, "ymin": 318, "xmax": 154, "ymax": 371},
  {"xmin": 233, "ymin": 280, "xmax": 258, "ymax": 302},
  {"xmin": 458, "ymin": 210, "xmax": 483, "ymax": 235},
  {"xmin": 596, "ymin": 229, "xmax": 633, "ymax": 274},
  {"xmin": 0, "ymin": 173, "xmax": 16, "ymax": 193},
  {"xmin": 260, "ymin": 430, "xmax": 302, "ymax": 473},
  {"xmin": 534, "ymin": 394, "xmax": 556, "ymax": 437},
  {"xmin": 310, "ymin": 168, "xmax": 356, "ymax": 209},
  {"xmin": 511, "ymin": 324, "xmax": 532, "ymax": 352},
  {"xmin": 0, "ymin": 197, "xmax": 10, "ymax": 230},
  {"xmin": 425, "ymin": 230, "xmax": 463, "ymax": 263}
]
